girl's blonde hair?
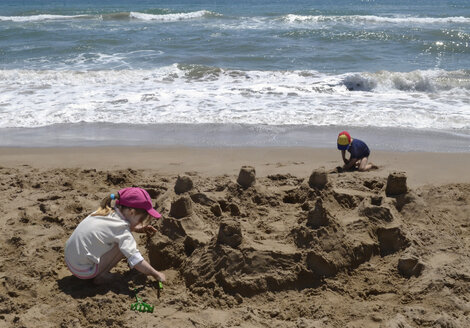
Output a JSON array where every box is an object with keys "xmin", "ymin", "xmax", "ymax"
[
  {"xmin": 91, "ymin": 194, "xmax": 116, "ymax": 217},
  {"xmin": 92, "ymin": 193, "xmax": 151, "ymax": 225}
]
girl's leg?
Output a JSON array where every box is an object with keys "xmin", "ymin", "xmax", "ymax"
[{"xmin": 93, "ymin": 244, "xmax": 124, "ymax": 285}]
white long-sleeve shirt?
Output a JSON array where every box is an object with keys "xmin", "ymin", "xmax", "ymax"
[{"xmin": 65, "ymin": 209, "xmax": 144, "ymax": 275}]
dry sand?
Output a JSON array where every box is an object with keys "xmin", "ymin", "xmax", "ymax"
[{"xmin": 1, "ymin": 147, "xmax": 469, "ymax": 328}]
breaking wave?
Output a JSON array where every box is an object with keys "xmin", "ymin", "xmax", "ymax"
[
  {"xmin": 0, "ymin": 10, "xmax": 219, "ymax": 23},
  {"xmin": 0, "ymin": 66, "xmax": 468, "ymax": 130},
  {"xmin": 0, "ymin": 14, "xmax": 93, "ymax": 22},
  {"xmin": 283, "ymin": 14, "xmax": 470, "ymax": 25}
]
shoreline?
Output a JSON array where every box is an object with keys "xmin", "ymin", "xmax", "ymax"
[
  {"xmin": 1, "ymin": 146, "xmax": 469, "ymax": 187},
  {"xmin": 1, "ymin": 123, "xmax": 469, "ymax": 152}
]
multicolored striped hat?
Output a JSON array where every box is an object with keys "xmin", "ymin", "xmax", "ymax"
[{"xmin": 337, "ymin": 131, "xmax": 352, "ymax": 150}]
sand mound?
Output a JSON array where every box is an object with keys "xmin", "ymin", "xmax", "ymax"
[
  {"xmin": 1, "ymin": 165, "xmax": 470, "ymax": 327},
  {"xmin": 147, "ymin": 169, "xmax": 416, "ymax": 300}
]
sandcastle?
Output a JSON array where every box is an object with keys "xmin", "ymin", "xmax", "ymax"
[
  {"xmin": 174, "ymin": 175, "xmax": 194, "ymax": 194},
  {"xmin": 385, "ymin": 171, "xmax": 408, "ymax": 196},
  {"xmin": 237, "ymin": 166, "xmax": 256, "ymax": 188},
  {"xmin": 308, "ymin": 167, "xmax": 328, "ymax": 189},
  {"xmin": 147, "ymin": 167, "xmax": 417, "ymax": 298}
]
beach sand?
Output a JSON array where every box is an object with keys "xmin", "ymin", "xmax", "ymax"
[{"xmin": 1, "ymin": 147, "xmax": 469, "ymax": 328}]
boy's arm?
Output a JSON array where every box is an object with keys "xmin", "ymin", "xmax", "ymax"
[
  {"xmin": 343, "ymin": 157, "xmax": 358, "ymax": 170},
  {"xmin": 341, "ymin": 150, "xmax": 349, "ymax": 164}
]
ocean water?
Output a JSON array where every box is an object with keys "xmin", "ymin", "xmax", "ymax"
[{"xmin": 1, "ymin": 0, "xmax": 470, "ymax": 150}]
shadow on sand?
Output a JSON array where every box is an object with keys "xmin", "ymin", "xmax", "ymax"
[{"xmin": 57, "ymin": 270, "xmax": 149, "ymax": 299}]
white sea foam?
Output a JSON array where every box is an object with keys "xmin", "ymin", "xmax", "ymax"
[
  {"xmin": 0, "ymin": 10, "xmax": 216, "ymax": 23},
  {"xmin": 0, "ymin": 14, "xmax": 92, "ymax": 22},
  {"xmin": 2, "ymin": 12, "xmax": 469, "ymax": 27},
  {"xmin": 129, "ymin": 10, "xmax": 214, "ymax": 21},
  {"xmin": 283, "ymin": 14, "xmax": 470, "ymax": 25},
  {"xmin": 0, "ymin": 67, "xmax": 468, "ymax": 130},
  {"xmin": 342, "ymin": 70, "xmax": 470, "ymax": 92}
]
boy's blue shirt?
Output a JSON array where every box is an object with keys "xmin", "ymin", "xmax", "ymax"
[{"xmin": 348, "ymin": 139, "xmax": 370, "ymax": 159}]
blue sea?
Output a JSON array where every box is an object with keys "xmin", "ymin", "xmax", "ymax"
[{"xmin": 1, "ymin": 0, "xmax": 469, "ymax": 150}]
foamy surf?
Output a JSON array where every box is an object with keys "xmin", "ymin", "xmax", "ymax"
[
  {"xmin": 130, "ymin": 10, "xmax": 216, "ymax": 21},
  {"xmin": 0, "ymin": 14, "xmax": 94, "ymax": 22},
  {"xmin": 283, "ymin": 14, "xmax": 470, "ymax": 25},
  {"xmin": 0, "ymin": 10, "xmax": 218, "ymax": 23},
  {"xmin": 342, "ymin": 70, "xmax": 470, "ymax": 92},
  {"xmin": 0, "ymin": 67, "xmax": 468, "ymax": 131},
  {"xmin": 6, "ymin": 12, "xmax": 469, "ymax": 26}
]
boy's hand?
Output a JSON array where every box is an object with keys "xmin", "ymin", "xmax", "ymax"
[{"xmin": 343, "ymin": 157, "xmax": 358, "ymax": 171}]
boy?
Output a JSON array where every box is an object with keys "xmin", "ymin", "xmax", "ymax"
[{"xmin": 337, "ymin": 131, "xmax": 376, "ymax": 172}]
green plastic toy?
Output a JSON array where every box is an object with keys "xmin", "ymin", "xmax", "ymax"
[
  {"xmin": 131, "ymin": 289, "xmax": 154, "ymax": 313},
  {"xmin": 130, "ymin": 282, "xmax": 163, "ymax": 313},
  {"xmin": 157, "ymin": 281, "xmax": 163, "ymax": 299}
]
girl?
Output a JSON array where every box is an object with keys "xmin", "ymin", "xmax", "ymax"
[{"xmin": 65, "ymin": 187, "xmax": 166, "ymax": 285}]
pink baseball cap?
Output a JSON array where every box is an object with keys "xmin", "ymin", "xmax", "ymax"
[{"xmin": 116, "ymin": 187, "xmax": 161, "ymax": 219}]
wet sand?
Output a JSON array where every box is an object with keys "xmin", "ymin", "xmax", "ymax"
[{"xmin": 1, "ymin": 146, "xmax": 469, "ymax": 186}]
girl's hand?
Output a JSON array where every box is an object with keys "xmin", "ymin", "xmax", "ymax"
[
  {"xmin": 134, "ymin": 224, "xmax": 158, "ymax": 235},
  {"xmin": 156, "ymin": 271, "xmax": 166, "ymax": 282}
]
